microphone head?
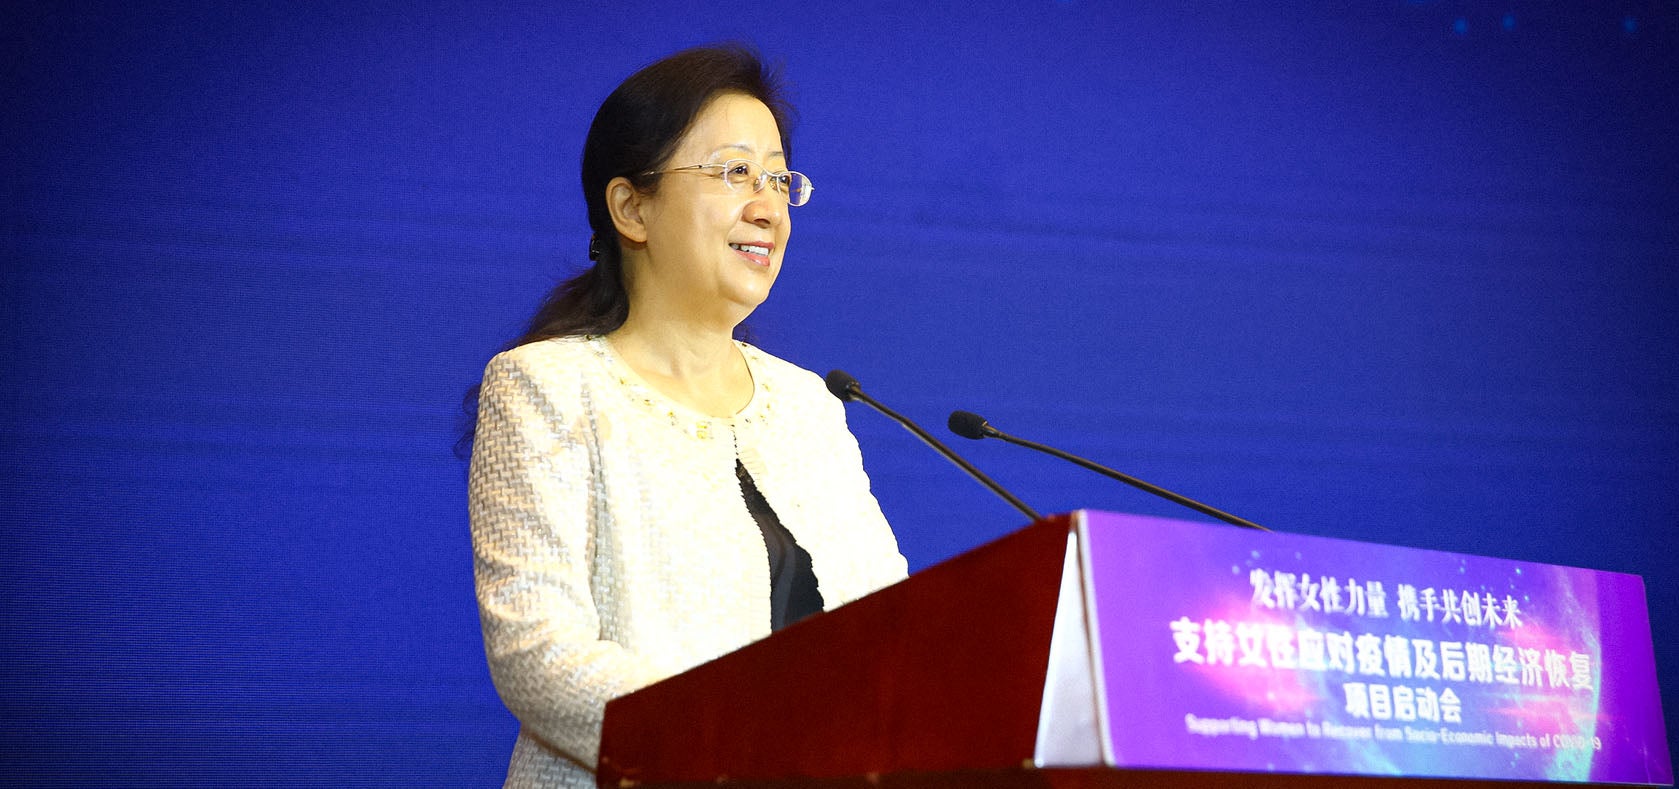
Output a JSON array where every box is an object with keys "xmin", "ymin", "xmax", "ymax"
[
  {"xmin": 824, "ymin": 369, "xmax": 861, "ymax": 402},
  {"xmin": 948, "ymin": 410, "xmax": 992, "ymax": 440}
]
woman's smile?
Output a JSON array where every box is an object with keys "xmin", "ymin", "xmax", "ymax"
[{"xmin": 729, "ymin": 241, "xmax": 775, "ymax": 267}]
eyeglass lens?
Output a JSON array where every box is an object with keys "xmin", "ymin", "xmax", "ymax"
[{"xmin": 719, "ymin": 160, "xmax": 810, "ymax": 206}]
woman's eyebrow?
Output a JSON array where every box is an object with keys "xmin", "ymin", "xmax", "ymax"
[{"xmin": 707, "ymin": 143, "xmax": 786, "ymax": 161}]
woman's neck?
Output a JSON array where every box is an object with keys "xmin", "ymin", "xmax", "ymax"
[{"xmin": 608, "ymin": 316, "xmax": 754, "ymax": 418}]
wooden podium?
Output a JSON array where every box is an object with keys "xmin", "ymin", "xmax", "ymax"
[{"xmin": 597, "ymin": 512, "xmax": 1671, "ymax": 788}]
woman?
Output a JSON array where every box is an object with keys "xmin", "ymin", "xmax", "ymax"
[{"xmin": 468, "ymin": 45, "xmax": 907, "ymax": 787}]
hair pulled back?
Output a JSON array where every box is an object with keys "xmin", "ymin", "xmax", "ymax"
[{"xmin": 521, "ymin": 43, "xmax": 794, "ymax": 343}]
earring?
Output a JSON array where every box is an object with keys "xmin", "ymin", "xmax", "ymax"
[{"xmin": 588, "ymin": 234, "xmax": 602, "ymax": 261}]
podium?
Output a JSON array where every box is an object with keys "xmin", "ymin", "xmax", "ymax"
[{"xmin": 598, "ymin": 512, "xmax": 1671, "ymax": 788}]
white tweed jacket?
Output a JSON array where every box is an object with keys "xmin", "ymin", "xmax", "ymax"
[{"xmin": 469, "ymin": 335, "xmax": 908, "ymax": 788}]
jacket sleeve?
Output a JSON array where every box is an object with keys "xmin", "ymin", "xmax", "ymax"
[
  {"xmin": 468, "ymin": 348, "xmax": 663, "ymax": 769},
  {"xmin": 810, "ymin": 376, "xmax": 911, "ymax": 600}
]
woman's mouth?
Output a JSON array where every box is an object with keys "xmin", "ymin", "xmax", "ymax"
[{"xmin": 729, "ymin": 242, "xmax": 773, "ymax": 267}]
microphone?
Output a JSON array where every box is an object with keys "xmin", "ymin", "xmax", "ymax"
[
  {"xmin": 948, "ymin": 410, "xmax": 1267, "ymax": 531},
  {"xmin": 826, "ymin": 371, "xmax": 1042, "ymax": 523}
]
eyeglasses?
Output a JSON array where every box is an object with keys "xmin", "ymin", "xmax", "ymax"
[{"xmin": 643, "ymin": 159, "xmax": 813, "ymax": 207}]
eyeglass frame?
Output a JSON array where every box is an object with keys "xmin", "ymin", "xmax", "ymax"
[{"xmin": 640, "ymin": 158, "xmax": 813, "ymax": 207}]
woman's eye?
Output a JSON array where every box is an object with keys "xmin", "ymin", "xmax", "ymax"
[{"xmin": 725, "ymin": 162, "xmax": 754, "ymax": 180}]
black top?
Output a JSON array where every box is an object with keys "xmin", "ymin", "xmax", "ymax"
[{"xmin": 736, "ymin": 460, "xmax": 824, "ymax": 631}]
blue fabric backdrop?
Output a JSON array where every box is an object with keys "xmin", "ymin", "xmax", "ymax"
[{"xmin": 4, "ymin": 1, "xmax": 1675, "ymax": 784}]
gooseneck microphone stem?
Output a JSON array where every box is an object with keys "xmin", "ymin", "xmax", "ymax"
[
  {"xmin": 949, "ymin": 410, "xmax": 1267, "ymax": 532},
  {"xmin": 826, "ymin": 372, "xmax": 1042, "ymax": 523}
]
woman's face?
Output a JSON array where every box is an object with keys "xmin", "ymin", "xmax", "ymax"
[{"xmin": 628, "ymin": 93, "xmax": 790, "ymax": 326}]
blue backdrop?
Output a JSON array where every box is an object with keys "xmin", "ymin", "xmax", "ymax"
[{"xmin": 4, "ymin": 2, "xmax": 1675, "ymax": 784}]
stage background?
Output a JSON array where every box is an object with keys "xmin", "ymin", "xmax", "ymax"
[{"xmin": 4, "ymin": 1, "xmax": 1675, "ymax": 784}]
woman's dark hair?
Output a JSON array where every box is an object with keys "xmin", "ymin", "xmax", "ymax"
[{"xmin": 456, "ymin": 44, "xmax": 795, "ymax": 459}]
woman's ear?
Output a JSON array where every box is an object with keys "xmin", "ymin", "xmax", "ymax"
[{"xmin": 606, "ymin": 177, "xmax": 648, "ymax": 244}]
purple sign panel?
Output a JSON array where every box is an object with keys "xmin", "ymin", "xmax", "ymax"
[{"xmin": 1081, "ymin": 511, "xmax": 1672, "ymax": 784}]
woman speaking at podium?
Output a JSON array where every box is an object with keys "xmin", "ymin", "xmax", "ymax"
[{"xmin": 466, "ymin": 45, "xmax": 907, "ymax": 787}]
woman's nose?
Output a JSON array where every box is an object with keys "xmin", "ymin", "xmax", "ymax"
[{"xmin": 742, "ymin": 186, "xmax": 785, "ymax": 227}]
